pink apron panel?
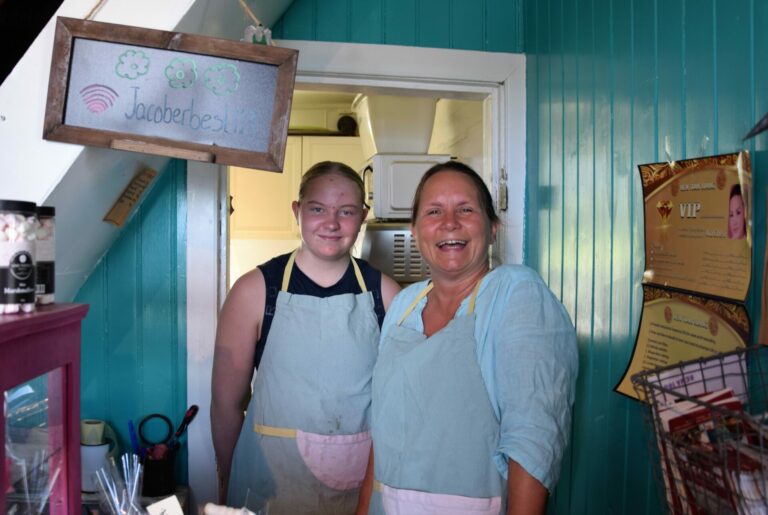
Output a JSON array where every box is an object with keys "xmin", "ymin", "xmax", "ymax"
[
  {"xmin": 295, "ymin": 429, "xmax": 371, "ymax": 491},
  {"xmin": 380, "ymin": 482, "xmax": 502, "ymax": 515}
]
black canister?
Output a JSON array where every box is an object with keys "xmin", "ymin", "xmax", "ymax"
[
  {"xmin": 141, "ymin": 450, "xmax": 176, "ymax": 497},
  {"xmin": 35, "ymin": 206, "xmax": 55, "ymax": 304},
  {"xmin": 0, "ymin": 200, "xmax": 37, "ymax": 313}
]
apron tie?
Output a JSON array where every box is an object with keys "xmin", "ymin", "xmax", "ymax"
[{"xmin": 254, "ymin": 423, "xmax": 297, "ymax": 438}]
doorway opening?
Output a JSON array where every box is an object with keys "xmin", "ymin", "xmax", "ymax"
[{"xmin": 226, "ymin": 88, "xmax": 489, "ymax": 288}]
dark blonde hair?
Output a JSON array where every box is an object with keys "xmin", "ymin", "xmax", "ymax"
[
  {"xmin": 299, "ymin": 161, "xmax": 367, "ymax": 208},
  {"xmin": 411, "ymin": 161, "xmax": 500, "ymax": 226}
]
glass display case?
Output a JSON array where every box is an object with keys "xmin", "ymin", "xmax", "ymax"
[{"xmin": 1, "ymin": 304, "xmax": 88, "ymax": 514}]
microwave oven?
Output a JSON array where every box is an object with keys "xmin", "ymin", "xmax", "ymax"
[{"xmin": 362, "ymin": 153, "xmax": 451, "ymax": 220}]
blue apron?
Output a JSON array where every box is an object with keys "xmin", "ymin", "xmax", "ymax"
[
  {"xmin": 228, "ymin": 250, "xmax": 380, "ymax": 514},
  {"xmin": 370, "ymin": 280, "xmax": 505, "ymax": 515}
]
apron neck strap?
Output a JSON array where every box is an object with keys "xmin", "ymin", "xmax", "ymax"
[
  {"xmin": 281, "ymin": 249, "xmax": 367, "ymax": 293},
  {"xmin": 397, "ymin": 277, "xmax": 483, "ymax": 326}
]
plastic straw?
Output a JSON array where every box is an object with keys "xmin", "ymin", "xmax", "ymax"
[
  {"xmin": 94, "ymin": 453, "xmax": 146, "ymax": 515},
  {"xmin": 36, "ymin": 465, "xmax": 60, "ymax": 514}
]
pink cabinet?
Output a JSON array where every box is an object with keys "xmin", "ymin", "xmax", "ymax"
[{"xmin": 1, "ymin": 304, "xmax": 89, "ymax": 514}]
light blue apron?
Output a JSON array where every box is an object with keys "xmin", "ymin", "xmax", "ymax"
[
  {"xmin": 228, "ymin": 250, "xmax": 380, "ymax": 514},
  {"xmin": 370, "ymin": 280, "xmax": 505, "ymax": 515}
]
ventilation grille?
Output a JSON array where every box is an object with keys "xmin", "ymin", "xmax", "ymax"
[{"xmin": 392, "ymin": 232, "xmax": 430, "ymax": 282}]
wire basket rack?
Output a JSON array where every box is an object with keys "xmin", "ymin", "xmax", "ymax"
[{"xmin": 632, "ymin": 346, "xmax": 768, "ymax": 514}]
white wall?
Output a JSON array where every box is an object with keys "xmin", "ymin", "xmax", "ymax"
[{"xmin": 186, "ymin": 161, "xmax": 221, "ymax": 509}]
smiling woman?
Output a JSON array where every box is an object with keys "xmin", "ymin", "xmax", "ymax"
[
  {"xmin": 358, "ymin": 161, "xmax": 578, "ymax": 515},
  {"xmin": 211, "ymin": 161, "xmax": 400, "ymax": 514},
  {"xmin": 411, "ymin": 161, "xmax": 500, "ymax": 287}
]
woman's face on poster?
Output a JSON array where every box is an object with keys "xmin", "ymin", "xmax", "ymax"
[{"xmin": 729, "ymin": 193, "xmax": 746, "ymax": 240}]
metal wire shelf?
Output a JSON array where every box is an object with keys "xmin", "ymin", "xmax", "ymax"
[{"xmin": 632, "ymin": 346, "xmax": 768, "ymax": 514}]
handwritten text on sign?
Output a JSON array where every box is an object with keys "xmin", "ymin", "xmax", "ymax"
[{"xmin": 64, "ymin": 39, "xmax": 278, "ymax": 152}]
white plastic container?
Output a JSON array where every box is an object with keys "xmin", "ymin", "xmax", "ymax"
[
  {"xmin": 0, "ymin": 200, "xmax": 37, "ymax": 313},
  {"xmin": 365, "ymin": 153, "xmax": 451, "ymax": 219}
]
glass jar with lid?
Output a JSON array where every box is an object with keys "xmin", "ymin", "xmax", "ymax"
[{"xmin": 0, "ymin": 200, "xmax": 37, "ymax": 313}]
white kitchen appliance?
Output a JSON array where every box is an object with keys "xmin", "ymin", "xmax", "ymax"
[{"xmin": 362, "ymin": 153, "xmax": 450, "ymax": 220}]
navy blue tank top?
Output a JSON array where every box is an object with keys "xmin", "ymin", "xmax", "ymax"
[{"xmin": 254, "ymin": 252, "xmax": 386, "ymax": 368}]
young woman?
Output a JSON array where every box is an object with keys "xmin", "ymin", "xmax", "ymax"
[{"xmin": 212, "ymin": 161, "xmax": 400, "ymax": 514}]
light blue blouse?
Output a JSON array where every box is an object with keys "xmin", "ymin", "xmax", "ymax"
[{"xmin": 379, "ymin": 265, "xmax": 579, "ymax": 491}]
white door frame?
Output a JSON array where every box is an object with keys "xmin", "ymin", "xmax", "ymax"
[{"xmin": 186, "ymin": 41, "xmax": 526, "ymax": 508}]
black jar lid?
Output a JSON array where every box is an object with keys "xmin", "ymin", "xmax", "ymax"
[
  {"xmin": 0, "ymin": 200, "xmax": 37, "ymax": 214},
  {"xmin": 37, "ymin": 205, "xmax": 56, "ymax": 217}
]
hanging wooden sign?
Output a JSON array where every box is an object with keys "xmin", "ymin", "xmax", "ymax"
[{"xmin": 43, "ymin": 17, "xmax": 298, "ymax": 171}]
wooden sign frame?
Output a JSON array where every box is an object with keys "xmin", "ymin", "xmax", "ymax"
[{"xmin": 43, "ymin": 17, "xmax": 298, "ymax": 171}]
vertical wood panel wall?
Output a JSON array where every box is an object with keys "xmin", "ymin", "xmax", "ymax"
[
  {"xmin": 271, "ymin": 0, "xmax": 523, "ymax": 52},
  {"xmin": 76, "ymin": 159, "xmax": 188, "ymax": 480},
  {"xmin": 525, "ymin": 1, "xmax": 768, "ymax": 513}
]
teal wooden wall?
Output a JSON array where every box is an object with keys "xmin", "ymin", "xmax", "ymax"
[
  {"xmin": 75, "ymin": 159, "xmax": 188, "ymax": 480},
  {"xmin": 275, "ymin": 0, "xmax": 768, "ymax": 513},
  {"xmin": 525, "ymin": 0, "xmax": 768, "ymax": 513},
  {"xmin": 272, "ymin": 0, "xmax": 523, "ymax": 52}
]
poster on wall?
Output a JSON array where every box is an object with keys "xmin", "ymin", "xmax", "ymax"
[
  {"xmin": 640, "ymin": 152, "xmax": 752, "ymax": 301},
  {"xmin": 614, "ymin": 285, "xmax": 749, "ymax": 399},
  {"xmin": 615, "ymin": 151, "xmax": 752, "ymax": 401}
]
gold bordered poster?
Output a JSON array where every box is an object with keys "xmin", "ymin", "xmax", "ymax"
[
  {"xmin": 641, "ymin": 152, "xmax": 752, "ymax": 300},
  {"xmin": 614, "ymin": 285, "xmax": 750, "ymax": 399},
  {"xmin": 615, "ymin": 151, "xmax": 752, "ymax": 401}
]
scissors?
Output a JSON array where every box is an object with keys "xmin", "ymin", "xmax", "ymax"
[{"xmin": 167, "ymin": 405, "xmax": 199, "ymax": 449}]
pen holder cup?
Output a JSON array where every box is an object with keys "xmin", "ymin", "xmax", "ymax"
[{"xmin": 141, "ymin": 449, "xmax": 176, "ymax": 497}]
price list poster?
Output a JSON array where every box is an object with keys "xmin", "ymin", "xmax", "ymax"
[{"xmin": 616, "ymin": 152, "xmax": 753, "ymax": 400}]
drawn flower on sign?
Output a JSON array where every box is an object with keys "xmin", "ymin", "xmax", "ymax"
[
  {"xmin": 115, "ymin": 49, "xmax": 150, "ymax": 80},
  {"xmin": 165, "ymin": 58, "xmax": 198, "ymax": 89},
  {"xmin": 204, "ymin": 64, "xmax": 240, "ymax": 96}
]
